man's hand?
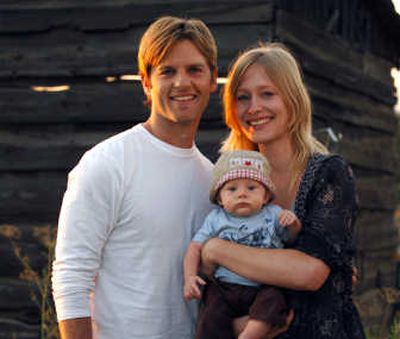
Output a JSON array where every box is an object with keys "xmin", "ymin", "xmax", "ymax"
[{"xmin": 183, "ymin": 275, "xmax": 206, "ymax": 301}]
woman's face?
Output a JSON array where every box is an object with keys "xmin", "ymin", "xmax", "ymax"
[{"xmin": 235, "ymin": 63, "xmax": 290, "ymax": 146}]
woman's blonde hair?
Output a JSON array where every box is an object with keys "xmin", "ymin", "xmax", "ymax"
[{"xmin": 222, "ymin": 43, "xmax": 327, "ymax": 181}]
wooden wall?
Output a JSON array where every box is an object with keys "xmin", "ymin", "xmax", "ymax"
[
  {"xmin": 274, "ymin": 5, "xmax": 399, "ymax": 330},
  {"xmin": 274, "ymin": 7, "xmax": 398, "ymax": 290},
  {"xmin": 0, "ymin": 0, "xmax": 398, "ymax": 336}
]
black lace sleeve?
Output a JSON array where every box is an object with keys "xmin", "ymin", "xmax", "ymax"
[{"xmin": 294, "ymin": 156, "xmax": 358, "ymax": 270}]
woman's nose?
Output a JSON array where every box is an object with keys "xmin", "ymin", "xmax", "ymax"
[{"xmin": 248, "ymin": 96, "xmax": 261, "ymax": 115}]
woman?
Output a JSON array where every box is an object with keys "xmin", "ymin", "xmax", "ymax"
[{"xmin": 201, "ymin": 43, "xmax": 366, "ymax": 338}]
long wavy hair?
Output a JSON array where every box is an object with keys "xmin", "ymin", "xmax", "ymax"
[{"xmin": 222, "ymin": 43, "xmax": 327, "ymax": 183}]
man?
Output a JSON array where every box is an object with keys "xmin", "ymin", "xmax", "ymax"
[{"xmin": 52, "ymin": 16, "xmax": 218, "ymax": 339}]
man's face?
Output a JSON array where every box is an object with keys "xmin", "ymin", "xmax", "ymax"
[{"xmin": 142, "ymin": 40, "xmax": 217, "ymax": 128}]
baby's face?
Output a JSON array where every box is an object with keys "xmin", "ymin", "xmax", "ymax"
[{"xmin": 218, "ymin": 178, "xmax": 270, "ymax": 217}]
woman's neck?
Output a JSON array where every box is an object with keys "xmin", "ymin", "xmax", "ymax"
[
  {"xmin": 258, "ymin": 138, "xmax": 294, "ymax": 173},
  {"xmin": 258, "ymin": 139, "xmax": 299, "ymax": 209}
]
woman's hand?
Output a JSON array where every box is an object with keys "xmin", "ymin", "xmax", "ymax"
[{"xmin": 352, "ymin": 266, "xmax": 359, "ymax": 290}]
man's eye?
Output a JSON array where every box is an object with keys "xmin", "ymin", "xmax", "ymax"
[
  {"xmin": 159, "ymin": 68, "xmax": 174, "ymax": 76},
  {"xmin": 189, "ymin": 67, "xmax": 202, "ymax": 74}
]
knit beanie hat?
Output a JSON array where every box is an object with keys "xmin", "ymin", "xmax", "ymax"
[{"xmin": 210, "ymin": 150, "xmax": 275, "ymax": 204}]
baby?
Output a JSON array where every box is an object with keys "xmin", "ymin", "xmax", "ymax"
[{"xmin": 183, "ymin": 150, "xmax": 301, "ymax": 339}]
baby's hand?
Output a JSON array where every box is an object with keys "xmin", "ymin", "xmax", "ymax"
[
  {"xmin": 279, "ymin": 210, "xmax": 298, "ymax": 227},
  {"xmin": 183, "ymin": 275, "xmax": 206, "ymax": 301}
]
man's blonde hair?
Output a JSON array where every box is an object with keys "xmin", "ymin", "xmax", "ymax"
[
  {"xmin": 222, "ymin": 43, "xmax": 327, "ymax": 182},
  {"xmin": 138, "ymin": 16, "xmax": 217, "ymax": 82}
]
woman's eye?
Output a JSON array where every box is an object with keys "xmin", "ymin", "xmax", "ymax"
[
  {"xmin": 262, "ymin": 91, "xmax": 273, "ymax": 97},
  {"xmin": 236, "ymin": 94, "xmax": 249, "ymax": 101}
]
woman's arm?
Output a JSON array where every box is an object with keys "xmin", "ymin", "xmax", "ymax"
[
  {"xmin": 201, "ymin": 238, "xmax": 330, "ymax": 291},
  {"xmin": 202, "ymin": 156, "xmax": 357, "ymax": 293}
]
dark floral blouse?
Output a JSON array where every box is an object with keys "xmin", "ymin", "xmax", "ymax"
[{"xmin": 278, "ymin": 153, "xmax": 366, "ymax": 338}]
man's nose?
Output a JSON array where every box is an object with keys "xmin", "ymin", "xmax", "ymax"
[{"xmin": 174, "ymin": 71, "xmax": 190, "ymax": 87}]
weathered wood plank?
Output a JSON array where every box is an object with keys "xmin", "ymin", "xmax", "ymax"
[
  {"xmin": 0, "ymin": 172, "xmax": 395, "ymax": 226},
  {"xmin": 338, "ymin": 136, "xmax": 397, "ymax": 174},
  {"xmin": 308, "ymin": 76, "xmax": 397, "ymax": 134},
  {"xmin": 0, "ymin": 23, "xmax": 271, "ymax": 78},
  {"xmin": 0, "ymin": 173, "xmax": 66, "ymax": 223},
  {"xmin": 2, "ymin": 76, "xmax": 396, "ymax": 134},
  {"xmin": 0, "ymin": 241, "xmax": 48, "ymax": 278},
  {"xmin": 356, "ymin": 176, "xmax": 397, "ymax": 211},
  {"xmin": 196, "ymin": 128, "xmax": 228, "ymax": 162},
  {"xmin": 0, "ymin": 129, "xmax": 223, "ymax": 218},
  {"xmin": 0, "ymin": 223, "xmax": 54, "ymax": 277},
  {"xmin": 276, "ymin": 10, "xmax": 396, "ymax": 105},
  {"xmin": 357, "ymin": 248, "xmax": 397, "ymax": 291},
  {"xmin": 355, "ymin": 210, "xmax": 398, "ymax": 251},
  {"xmin": 0, "ymin": 133, "xmax": 108, "ymax": 172},
  {"xmin": 0, "ymin": 1, "xmax": 273, "ymax": 32},
  {"xmin": 0, "ymin": 278, "xmax": 38, "ymax": 310},
  {"xmin": 0, "ymin": 317, "xmax": 39, "ymax": 339},
  {"xmin": 0, "ymin": 82, "xmax": 223, "ymax": 124},
  {"xmin": 0, "ymin": 123, "xmax": 395, "ymax": 174},
  {"xmin": 363, "ymin": 52, "xmax": 394, "ymax": 85},
  {"xmin": 0, "ymin": 122, "xmax": 225, "ymax": 171}
]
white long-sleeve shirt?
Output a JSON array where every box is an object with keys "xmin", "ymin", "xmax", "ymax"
[{"xmin": 52, "ymin": 124, "xmax": 213, "ymax": 338}]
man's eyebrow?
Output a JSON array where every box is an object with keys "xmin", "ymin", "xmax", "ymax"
[{"xmin": 189, "ymin": 63, "xmax": 206, "ymax": 68}]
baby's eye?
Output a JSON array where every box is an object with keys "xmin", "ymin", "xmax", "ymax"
[{"xmin": 227, "ymin": 187, "xmax": 236, "ymax": 192}]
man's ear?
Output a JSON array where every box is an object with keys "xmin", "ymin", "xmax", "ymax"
[
  {"xmin": 210, "ymin": 68, "xmax": 218, "ymax": 93},
  {"xmin": 141, "ymin": 73, "xmax": 152, "ymax": 98}
]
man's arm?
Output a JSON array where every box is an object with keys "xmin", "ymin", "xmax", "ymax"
[
  {"xmin": 59, "ymin": 317, "xmax": 92, "ymax": 339},
  {"xmin": 52, "ymin": 150, "xmax": 122, "ymax": 335}
]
